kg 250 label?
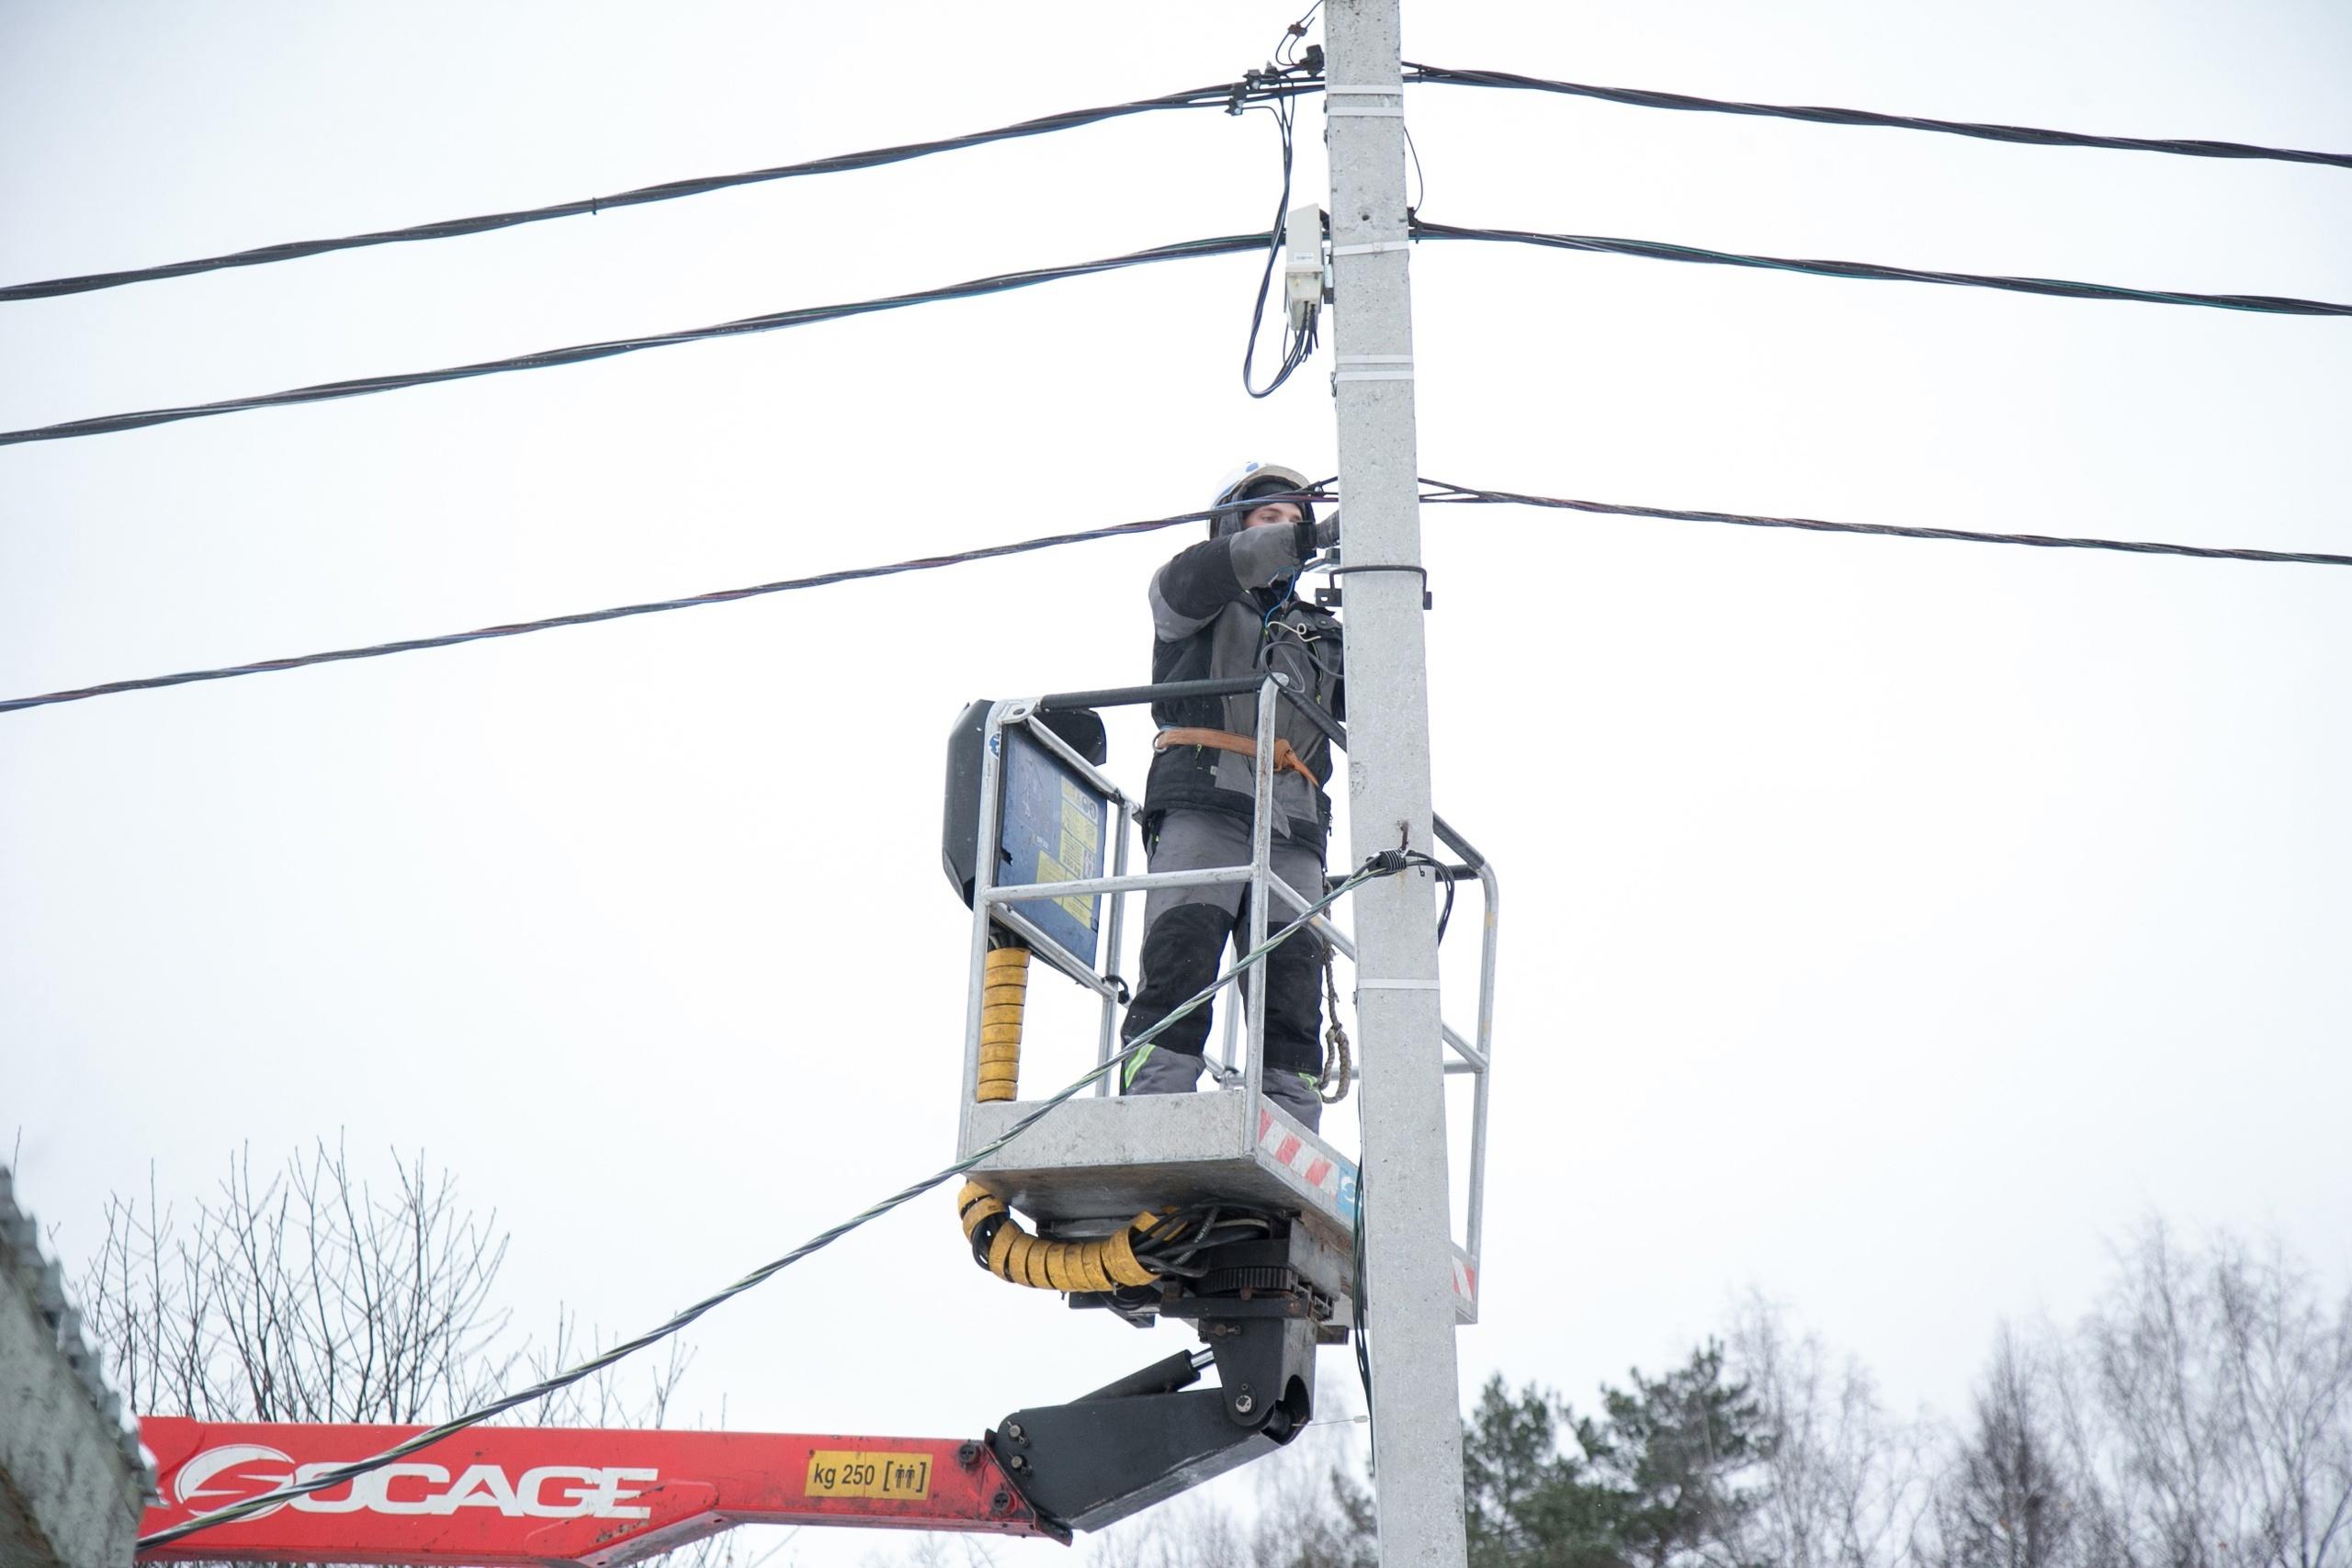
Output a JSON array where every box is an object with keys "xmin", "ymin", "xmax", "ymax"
[{"xmin": 805, "ymin": 1450, "xmax": 933, "ymax": 1501}]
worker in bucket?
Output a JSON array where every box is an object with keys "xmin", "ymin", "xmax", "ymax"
[{"xmin": 1120, "ymin": 462, "xmax": 1344, "ymax": 1131}]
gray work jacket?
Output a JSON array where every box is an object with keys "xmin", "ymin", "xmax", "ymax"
[{"xmin": 1141, "ymin": 525, "xmax": 1345, "ymax": 846}]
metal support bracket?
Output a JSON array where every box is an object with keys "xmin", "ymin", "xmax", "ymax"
[
  {"xmin": 1315, "ymin": 561, "xmax": 1433, "ymax": 610},
  {"xmin": 989, "ymin": 1309, "xmax": 1314, "ymax": 1533}
]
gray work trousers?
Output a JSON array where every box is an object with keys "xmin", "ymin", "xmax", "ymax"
[{"xmin": 1119, "ymin": 809, "xmax": 1328, "ymax": 1132}]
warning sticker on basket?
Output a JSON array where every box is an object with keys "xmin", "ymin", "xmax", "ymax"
[
  {"xmin": 1034, "ymin": 849, "xmax": 1095, "ymax": 928},
  {"xmin": 1061, "ymin": 789, "xmax": 1102, "ymax": 850},
  {"xmin": 807, "ymin": 1450, "xmax": 933, "ymax": 1501}
]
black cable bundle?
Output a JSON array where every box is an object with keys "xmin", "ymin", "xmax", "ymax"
[{"xmin": 1241, "ymin": 73, "xmax": 1322, "ymax": 397}]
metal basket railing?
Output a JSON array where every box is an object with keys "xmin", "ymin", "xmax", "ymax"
[{"xmin": 954, "ymin": 672, "xmax": 1498, "ymax": 1278}]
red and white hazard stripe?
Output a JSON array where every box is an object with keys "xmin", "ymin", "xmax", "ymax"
[{"xmin": 1255, "ymin": 1108, "xmax": 1479, "ymax": 1313}]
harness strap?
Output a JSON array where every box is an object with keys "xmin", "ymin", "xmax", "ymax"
[{"xmin": 1153, "ymin": 726, "xmax": 1320, "ymax": 788}]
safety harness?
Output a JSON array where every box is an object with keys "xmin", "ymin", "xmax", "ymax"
[{"xmin": 1151, "ymin": 727, "xmax": 1321, "ymax": 787}]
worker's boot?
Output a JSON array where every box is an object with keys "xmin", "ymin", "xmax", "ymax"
[
  {"xmin": 1122, "ymin": 1044, "xmax": 1205, "ymax": 1096},
  {"xmin": 1260, "ymin": 1069, "xmax": 1324, "ymax": 1134}
]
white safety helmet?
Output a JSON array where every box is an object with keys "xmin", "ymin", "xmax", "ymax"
[{"xmin": 1207, "ymin": 461, "xmax": 1316, "ymax": 537}]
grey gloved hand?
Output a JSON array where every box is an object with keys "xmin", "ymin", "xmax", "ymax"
[{"xmin": 1293, "ymin": 512, "xmax": 1342, "ymax": 558}]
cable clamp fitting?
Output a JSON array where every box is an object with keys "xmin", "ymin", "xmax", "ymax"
[{"xmin": 1316, "ymin": 561, "xmax": 1430, "ymax": 610}]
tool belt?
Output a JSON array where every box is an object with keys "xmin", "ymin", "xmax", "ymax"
[{"xmin": 1153, "ymin": 727, "xmax": 1320, "ymax": 788}]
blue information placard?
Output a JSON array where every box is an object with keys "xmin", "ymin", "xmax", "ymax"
[{"xmin": 994, "ymin": 727, "xmax": 1110, "ymax": 965}]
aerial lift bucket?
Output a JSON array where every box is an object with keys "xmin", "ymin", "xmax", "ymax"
[{"xmin": 941, "ymin": 675, "xmax": 1496, "ymax": 1345}]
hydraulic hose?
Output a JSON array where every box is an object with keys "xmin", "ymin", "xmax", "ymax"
[
  {"xmin": 977, "ymin": 945, "xmax": 1030, "ymax": 1102},
  {"xmin": 956, "ymin": 1182, "xmax": 1165, "ymax": 1292}
]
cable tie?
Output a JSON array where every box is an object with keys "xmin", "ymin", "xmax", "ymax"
[
  {"xmin": 1333, "ymin": 369, "xmax": 1416, "ymax": 381},
  {"xmin": 1332, "ymin": 241, "xmax": 1411, "ymax": 256},
  {"xmin": 1324, "ymin": 85, "xmax": 1404, "ymax": 96}
]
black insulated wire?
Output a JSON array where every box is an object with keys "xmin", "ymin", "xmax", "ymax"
[
  {"xmin": 1410, "ymin": 219, "xmax": 2352, "ymax": 318},
  {"xmin": 12, "ymin": 63, "xmax": 2336, "ymax": 308},
  {"xmin": 1417, "ymin": 481, "xmax": 2352, "ymax": 569},
  {"xmin": 0, "ymin": 232, "xmax": 1271, "ymax": 447},
  {"xmin": 1240, "ymin": 84, "xmax": 1320, "ymax": 398},
  {"xmin": 0, "ymin": 495, "xmax": 1343, "ymax": 716},
  {"xmin": 1404, "ymin": 63, "xmax": 2352, "ymax": 170},
  {"xmin": 1273, "ymin": 3, "xmax": 1325, "ymax": 70},
  {"xmin": 8, "ymin": 476, "xmax": 2339, "ymax": 719},
  {"xmin": 0, "ymin": 80, "xmax": 1317, "ymax": 304},
  {"xmin": 1351, "ymin": 1170, "xmax": 1374, "ymax": 1462}
]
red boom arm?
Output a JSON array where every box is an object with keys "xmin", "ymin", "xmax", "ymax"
[
  {"xmin": 138, "ymin": 1416, "xmax": 1057, "ymax": 1565},
  {"xmin": 138, "ymin": 1226, "xmax": 1331, "ymax": 1558}
]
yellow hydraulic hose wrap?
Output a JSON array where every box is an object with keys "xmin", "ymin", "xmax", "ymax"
[
  {"xmin": 976, "ymin": 946, "xmax": 1030, "ymax": 1102},
  {"xmin": 956, "ymin": 1180, "xmax": 1164, "ymax": 1292}
]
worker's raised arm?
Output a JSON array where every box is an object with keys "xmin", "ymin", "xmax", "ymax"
[{"xmin": 1148, "ymin": 523, "xmax": 1320, "ymax": 641}]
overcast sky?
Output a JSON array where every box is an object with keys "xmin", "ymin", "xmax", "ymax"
[{"xmin": 6, "ymin": 1, "xmax": 2349, "ymax": 1563}]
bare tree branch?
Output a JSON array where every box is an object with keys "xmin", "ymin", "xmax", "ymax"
[{"xmin": 74, "ymin": 1138, "xmax": 741, "ymax": 1568}]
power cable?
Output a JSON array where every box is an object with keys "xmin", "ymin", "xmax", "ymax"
[
  {"xmin": 1410, "ymin": 219, "xmax": 2352, "ymax": 318},
  {"xmin": 9, "ymin": 476, "xmax": 2338, "ymax": 718},
  {"xmin": 1404, "ymin": 63, "xmax": 2352, "ymax": 170},
  {"xmin": 0, "ymin": 233, "xmax": 1269, "ymax": 447},
  {"xmin": 1240, "ymin": 83, "xmax": 1319, "ymax": 397},
  {"xmin": 0, "ymin": 492, "xmax": 1328, "ymax": 716},
  {"xmin": 14, "ymin": 474, "xmax": 2333, "ymax": 719},
  {"xmin": 1240, "ymin": 15, "xmax": 1327, "ymax": 398},
  {"xmin": 1273, "ymin": 3, "xmax": 1326, "ymax": 70},
  {"xmin": 1417, "ymin": 480, "xmax": 2352, "ymax": 568},
  {"xmin": 8, "ymin": 56, "xmax": 2330, "ymax": 322},
  {"xmin": 0, "ymin": 80, "xmax": 1314, "ymax": 304},
  {"xmin": 134, "ymin": 855, "xmax": 1402, "ymax": 1554},
  {"xmin": 1352, "ymin": 1165, "xmax": 1374, "ymax": 1469}
]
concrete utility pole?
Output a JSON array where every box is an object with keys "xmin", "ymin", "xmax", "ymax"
[{"xmin": 1323, "ymin": 1, "xmax": 1471, "ymax": 1562}]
